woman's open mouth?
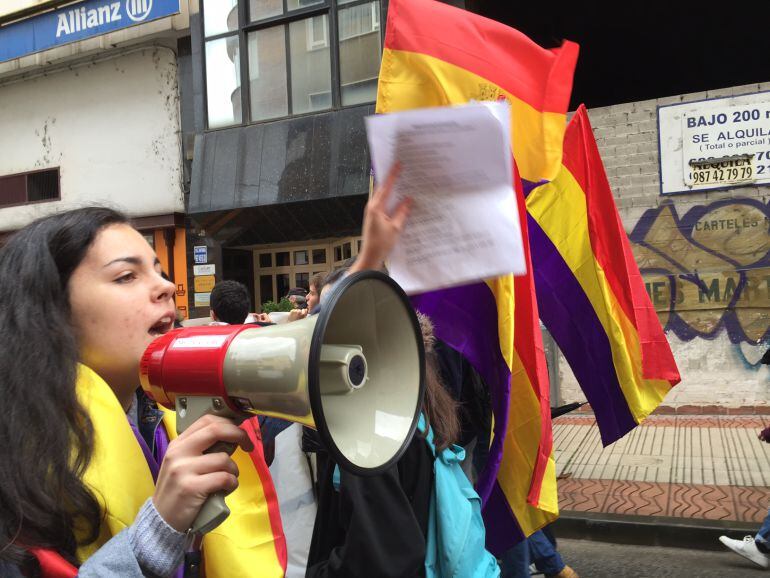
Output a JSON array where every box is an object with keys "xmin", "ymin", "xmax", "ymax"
[{"xmin": 148, "ymin": 315, "xmax": 174, "ymax": 337}]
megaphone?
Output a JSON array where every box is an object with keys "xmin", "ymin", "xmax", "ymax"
[{"xmin": 140, "ymin": 270, "xmax": 425, "ymax": 534}]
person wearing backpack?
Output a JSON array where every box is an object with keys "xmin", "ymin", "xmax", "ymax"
[
  {"xmin": 305, "ymin": 312, "xmax": 500, "ymax": 577},
  {"xmin": 304, "ymin": 165, "xmax": 498, "ymax": 577}
]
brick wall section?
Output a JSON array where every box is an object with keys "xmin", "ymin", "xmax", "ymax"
[
  {"xmin": 555, "ymin": 82, "xmax": 770, "ymax": 411},
  {"xmin": 585, "ymin": 82, "xmax": 770, "ymax": 227}
]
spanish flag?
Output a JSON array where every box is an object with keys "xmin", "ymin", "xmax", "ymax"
[
  {"xmin": 378, "ymin": 0, "xmax": 578, "ymax": 553},
  {"xmin": 526, "ymin": 106, "xmax": 681, "ymax": 445}
]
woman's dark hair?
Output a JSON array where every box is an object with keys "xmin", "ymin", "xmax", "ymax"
[
  {"xmin": 418, "ymin": 314, "xmax": 460, "ymax": 451},
  {"xmin": 0, "ymin": 207, "xmax": 129, "ymax": 567}
]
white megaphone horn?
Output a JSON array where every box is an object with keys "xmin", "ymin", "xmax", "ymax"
[{"xmin": 140, "ymin": 270, "xmax": 425, "ymax": 534}]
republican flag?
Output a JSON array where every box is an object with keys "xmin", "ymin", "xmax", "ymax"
[
  {"xmin": 377, "ymin": 0, "xmax": 578, "ymax": 552},
  {"xmin": 526, "ymin": 105, "xmax": 681, "ymax": 446}
]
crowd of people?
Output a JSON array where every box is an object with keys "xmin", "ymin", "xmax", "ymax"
[{"xmin": 0, "ymin": 162, "xmax": 765, "ymax": 577}]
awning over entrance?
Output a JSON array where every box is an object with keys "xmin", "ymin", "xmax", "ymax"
[
  {"xmin": 190, "ymin": 103, "xmax": 373, "ymax": 217},
  {"xmin": 191, "ymin": 195, "xmax": 367, "ymax": 246},
  {"xmin": 189, "ymin": 104, "xmax": 373, "ymax": 246}
]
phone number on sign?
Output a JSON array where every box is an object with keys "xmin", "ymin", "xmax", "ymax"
[{"xmin": 690, "ymin": 165, "xmax": 754, "ymax": 184}]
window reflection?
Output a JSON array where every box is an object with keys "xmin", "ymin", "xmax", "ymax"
[
  {"xmin": 289, "ymin": 16, "xmax": 331, "ymax": 114},
  {"xmin": 277, "ymin": 274, "xmax": 290, "ymax": 299},
  {"xmin": 338, "ymin": 2, "xmax": 381, "ymax": 106},
  {"xmin": 248, "ymin": 26, "xmax": 288, "ymax": 121},
  {"xmin": 249, "ymin": 0, "xmax": 282, "ymax": 21},
  {"xmin": 203, "ymin": 0, "xmax": 238, "ymax": 37},
  {"xmin": 312, "ymin": 248, "xmax": 327, "ymax": 264},
  {"xmin": 276, "ymin": 251, "xmax": 290, "ymax": 266},
  {"xmin": 205, "ymin": 37, "xmax": 242, "ymax": 128},
  {"xmin": 260, "ymin": 275, "xmax": 274, "ymax": 304},
  {"xmin": 294, "ymin": 250, "xmax": 309, "ymax": 265},
  {"xmin": 295, "ymin": 272, "xmax": 310, "ymax": 290}
]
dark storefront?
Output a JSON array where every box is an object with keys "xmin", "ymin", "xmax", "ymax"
[{"xmin": 186, "ymin": 0, "xmax": 382, "ymax": 316}]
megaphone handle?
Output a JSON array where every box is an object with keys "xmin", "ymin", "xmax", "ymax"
[
  {"xmin": 190, "ymin": 491, "xmax": 230, "ymax": 534},
  {"xmin": 189, "ymin": 441, "xmax": 237, "ymax": 535},
  {"xmin": 175, "ymin": 396, "xmax": 243, "ymax": 535}
]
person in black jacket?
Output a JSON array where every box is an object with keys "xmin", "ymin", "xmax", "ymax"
[{"xmin": 306, "ymin": 314, "xmax": 459, "ymax": 578}]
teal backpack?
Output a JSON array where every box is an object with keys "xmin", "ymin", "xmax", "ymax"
[
  {"xmin": 331, "ymin": 416, "xmax": 500, "ymax": 577},
  {"xmin": 419, "ymin": 414, "xmax": 501, "ymax": 578}
]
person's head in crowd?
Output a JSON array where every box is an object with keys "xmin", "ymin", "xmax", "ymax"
[
  {"xmin": 307, "ymin": 273, "xmax": 325, "ymax": 313},
  {"xmin": 0, "ymin": 207, "xmax": 251, "ymax": 571},
  {"xmin": 319, "ymin": 258, "xmax": 358, "ymax": 309},
  {"xmin": 320, "ymin": 267, "xmax": 346, "ymax": 301},
  {"xmin": 285, "ymin": 287, "xmax": 307, "ymax": 309},
  {"xmin": 210, "ymin": 280, "xmax": 251, "ymax": 325},
  {"xmin": 418, "ymin": 313, "xmax": 460, "ymax": 451}
]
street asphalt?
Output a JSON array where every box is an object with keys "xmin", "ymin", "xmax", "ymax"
[{"xmin": 556, "ymin": 537, "xmax": 767, "ymax": 577}]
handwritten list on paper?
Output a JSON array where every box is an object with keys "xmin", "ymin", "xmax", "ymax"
[{"xmin": 365, "ymin": 102, "xmax": 525, "ymax": 295}]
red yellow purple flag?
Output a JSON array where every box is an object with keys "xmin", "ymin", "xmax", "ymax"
[
  {"xmin": 526, "ymin": 106, "xmax": 681, "ymax": 446},
  {"xmin": 377, "ymin": 0, "xmax": 579, "ymax": 552}
]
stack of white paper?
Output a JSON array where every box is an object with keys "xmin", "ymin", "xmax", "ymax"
[{"xmin": 365, "ymin": 102, "xmax": 526, "ymax": 295}]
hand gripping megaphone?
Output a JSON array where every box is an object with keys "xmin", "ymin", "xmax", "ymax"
[{"xmin": 140, "ymin": 271, "xmax": 425, "ymax": 534}]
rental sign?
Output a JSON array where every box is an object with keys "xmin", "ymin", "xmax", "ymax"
[
  {"xmin": 0, "ymin": 0, "xmax": 180, "ymax": 63},
  {"xmin": 658, "ymin": 92, "xmax": 770, "ymax": 195}
]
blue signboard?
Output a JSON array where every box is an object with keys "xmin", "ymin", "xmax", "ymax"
[
  {"xmin": 193, "ymin": 245, "xmax": 208, "ymax": 264},
  {"xmin": 0, "ymin": 0, "xmax": 181, "ymax": 64}
]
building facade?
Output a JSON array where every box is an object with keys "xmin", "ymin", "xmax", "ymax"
[
  {"xmin": 185, "ymin": 0, "xmax": 381, "ymax": 316},
  {"xmin": 0, "ymin": 0, "xmax": 191, "ymax": 316}
]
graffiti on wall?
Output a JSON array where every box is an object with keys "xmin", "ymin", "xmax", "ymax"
[{"xmin": 630, "ymin": 198, "xmax": 770, "ymax": 345}]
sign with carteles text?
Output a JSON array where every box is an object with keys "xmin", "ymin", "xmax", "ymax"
[
  {"xmin": 659, "ymin": 92, "xmax": 770, "ymax": 194},
  {"xmin": 0, "ymin": 0, "xmax": 180, "ymax": 64}
]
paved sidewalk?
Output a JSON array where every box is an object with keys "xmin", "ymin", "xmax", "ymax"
[{"xmin": 553, "ymin": 414, "xmax": 770, "ymax": 524}]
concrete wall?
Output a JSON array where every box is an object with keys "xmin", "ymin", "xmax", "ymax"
[
  {"xmin": 0, "ymin": 47, "xmax": 184, "ymax": 230},
  {"xmin": 557, "ymin": 82, "xmax": 770, "ymax": 410}
]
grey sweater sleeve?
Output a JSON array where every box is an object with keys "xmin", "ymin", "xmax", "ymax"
[{"xmin": 77, "ymin": 499, "xmax": 186, "ymax": 578}]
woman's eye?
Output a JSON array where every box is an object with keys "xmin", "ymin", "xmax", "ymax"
[{"xmin": 115, "ymin": 272, "xmax": 137, "ymax": 284}]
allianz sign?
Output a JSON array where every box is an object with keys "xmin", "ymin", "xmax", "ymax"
[{"xmin": 0, "ymin": 0, "xmax": 179, "ymax": 64}]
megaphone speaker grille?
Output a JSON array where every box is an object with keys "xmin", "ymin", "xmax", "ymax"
[{"xmin": 309, "ymin": 271, "xmax": 425, "ymax": 476}]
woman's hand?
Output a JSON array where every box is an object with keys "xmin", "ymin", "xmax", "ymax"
[
  {"xmin": 152, "ymin": 414, "xmax": 254, "ymax": 532},
  {"xmin": 351, "ymin": 164, "xmax": 413, "ymax": 273}
]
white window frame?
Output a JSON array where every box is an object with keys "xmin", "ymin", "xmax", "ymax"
[{"xmin": 306, "ymin": 14, "xmax": 328, "ymax": 50}]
